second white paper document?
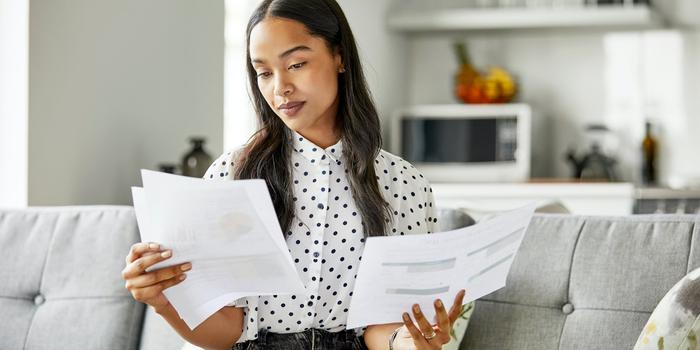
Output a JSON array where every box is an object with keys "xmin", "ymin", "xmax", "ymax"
[{"xmin": 346, "ymin": 203, "xmax": 536, "ymax": 329}]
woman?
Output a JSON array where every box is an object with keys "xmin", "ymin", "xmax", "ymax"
[{"xmin": 121, "ymin": 0, "xmax": 469, "ymax": 349}]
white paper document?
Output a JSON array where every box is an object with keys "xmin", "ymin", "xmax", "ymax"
[
  {"xmin": 346, "ymin": 204, "xmax": 536, "ymax": 329},
  {"xmin": 131, "ymin": 169, "xmax": 305, "ymax": 330}
]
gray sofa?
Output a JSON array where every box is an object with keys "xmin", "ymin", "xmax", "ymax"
[{"xmin": 1, "ymin": 205, "xmax": 698, "ymax": 349}]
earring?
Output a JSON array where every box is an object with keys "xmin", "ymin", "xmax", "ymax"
[{"xmin": 339, "ymin": 66, "xmax": 346, "ymax": 73}]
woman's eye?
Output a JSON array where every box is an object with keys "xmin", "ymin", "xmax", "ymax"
[
  {"xmin": 289, "ymin": 62, "xmax": 306, "ymax": 70},
  {"xmin": 257, "ymin": 72, "xmax": 271, "ymax": 79}
]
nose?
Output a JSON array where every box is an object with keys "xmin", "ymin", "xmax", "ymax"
[{"xmin": 273, "ymin": 74, "xmax": 293, "ymax": 97}]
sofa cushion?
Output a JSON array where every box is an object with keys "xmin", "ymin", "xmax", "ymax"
[
  {"xmin": 569, "ymin": 218, "xmax": 696, "ymax": 313},
  {"xmin": 0, "ymin": 206, "xmax": 144, "ymax": 350},
  {"xmin": 460, "ymin": 214, "xmax": 700, "ymax": 350}
]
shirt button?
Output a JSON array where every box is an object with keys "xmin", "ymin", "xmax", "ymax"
[
  {"xmin": 317, "ymin": 203, "xmax": 324, "ymax": 210},
  {"xmin": 313, "ymin": 252, "xmax": 320, "ymax": 258}
]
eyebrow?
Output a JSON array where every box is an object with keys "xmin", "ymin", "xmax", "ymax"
[{"xmin": 252, "ymin": 45, "xmax": 312, "ymax": 64}]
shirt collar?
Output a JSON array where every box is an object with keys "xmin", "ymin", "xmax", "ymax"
[{"xmin": 291, "ymin": 130, "xmax": 344, "ymax": 164}]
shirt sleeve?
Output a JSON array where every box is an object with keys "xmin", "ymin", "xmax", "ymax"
[
  {"xmin": 424, "ymin": 181, "xmax": 439, "ymax": 234},
  {"xmin": 385, "ymin": 156, "xmax": 440, "ymax": 236},
  {"xmin": 226, "ymin": 296, "xmax": 260, "ymax": 343},
  {"xmin": 202, "ymin": 150, "xmax": 236, "ymax": 181}
]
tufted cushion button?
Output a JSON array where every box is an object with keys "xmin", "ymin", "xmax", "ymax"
[
  {"xmin": 562, "ymin": 302, "xmax": 574, "ymax": 315},
  {"xmin": 34, "ymin": 294, "xmax": 45, "ymax": 305}
]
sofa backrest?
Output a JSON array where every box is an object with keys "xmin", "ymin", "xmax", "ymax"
[
  {"xmin": 4, "ymin": 206, "xmax": 696, "ymax": 350},
  {"xmin": 461, "ymin": 214, "xmax": 700, "ymax": 350},
  {"xmin": 0, "ymin": 206, "xmax": 144, "ymax": 350}
]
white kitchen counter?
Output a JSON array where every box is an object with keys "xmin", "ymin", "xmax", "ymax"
[{"xmin": 431, "ymin": 182, "xmax": 635, "ymax": 219}]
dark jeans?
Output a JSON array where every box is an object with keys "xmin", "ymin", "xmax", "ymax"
[{"xmin": 232, "ymin": 328, "xmax": 368, "ymax": 350}]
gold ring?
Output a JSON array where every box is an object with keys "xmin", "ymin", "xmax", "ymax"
[{"xmin": 424, "ymin": 331, "xmax": 437, "ymax": 340}]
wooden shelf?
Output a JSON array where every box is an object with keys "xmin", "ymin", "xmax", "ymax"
[{"xmin": 387, "ymin": 5, "xmax": 664, "ymax": 32}]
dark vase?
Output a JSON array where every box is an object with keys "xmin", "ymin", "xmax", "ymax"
[
  {"xmin": 181, "ymin": 137, "xmax": 213, "ymax": 178},
  {"xmin": 158, "ymin": 163, "xmax": 178, "ymax": 174}
]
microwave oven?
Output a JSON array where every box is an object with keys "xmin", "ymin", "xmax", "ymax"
[{"xmin": 390, "ymin": 104, "xmax": 531, "ymax": 183}]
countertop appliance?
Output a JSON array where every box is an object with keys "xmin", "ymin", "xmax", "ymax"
[{"xmin": 391, "ymin": 103, "xmax": 531, "ymax": 183}]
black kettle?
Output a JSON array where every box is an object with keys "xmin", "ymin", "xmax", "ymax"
[{"xmin": 565, "ymin": 143, "xmax": 618, "ymax": 181}]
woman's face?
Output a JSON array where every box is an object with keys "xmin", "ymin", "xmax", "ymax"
[{"xmin": 249, "ymin": 17, "xmax": 343, "ymax": 137}]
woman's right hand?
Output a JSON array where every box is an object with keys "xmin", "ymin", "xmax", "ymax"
[{"xmin": 121, "ymin": 242, "xmax": 192, "ymax": 311}]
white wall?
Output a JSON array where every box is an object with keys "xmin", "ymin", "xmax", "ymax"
[
  {"xmin": 14, "ymin": 0, "xmax": 698, "ymax": 208},
  {"xmin": 337, "ymin": 0, "xmax": 409, "ymax": 144},
  {"xmin": 676, "ymin": 30, "xmax": 700, "ymax": 187},
  {"xmin": 404, "ymin": 32, "xmax": 700, "ymax": 184},
  {"xmin": 28, "ymin": 0, "xmax": 225, "ymax": 205},
  {"xmin": 0, "ymin": 0, "xmax": 29, "ymax": 207},
  {"xmin": 406, "ymin": 32, "xmax": 609, "ymax": 179},
  {"xmin": 338, "ymin": 0, "xmax": 700, "ymax": 185}
]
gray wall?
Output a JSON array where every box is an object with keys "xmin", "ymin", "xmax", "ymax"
[{"xmin": 28, "ymin": 0, "xmax": 224, "ymax": 205}]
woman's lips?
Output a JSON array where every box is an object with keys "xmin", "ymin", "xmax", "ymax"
[{"xmin": 279, "ymin": 102, "xmax": 305, "ymax": 117}]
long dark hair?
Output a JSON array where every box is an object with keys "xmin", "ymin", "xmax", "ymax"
[{"xmin": 234, "ymin": 0, "xmax": 392, "ymax": 237}]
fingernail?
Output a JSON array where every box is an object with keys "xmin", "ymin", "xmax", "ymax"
[
  {"xmin": 413, "ymin": 304, "xmax": 421, "ymax": 313},
  {"xmin": 436, "ymin": 299, "xmax": 443, "ymax": 307},
  {"xmin": 181, "ymin": 263, "xmax": 192, "ymax": 271},
  {"xmin": 149, "ymin": 243, "xmax": 159, "ymax": 249},
  {"xmin": 161, "ymin": 250, "xmax": 171, "ymax": 258},
  {"xmin": 402, "ymin": 312, "xmax": 409, "ymax": 320},
  {"xmin": 179, "ymin": 274, "xmax": 186, "ymax": 281}
]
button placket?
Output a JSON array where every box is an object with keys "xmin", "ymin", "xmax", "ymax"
[
  {"xmin": 313, "ymin": 164, "xmax": 330, "ymax": 261},
  {"xmin": 316, "ymin": 154, "xmax": 331, "ymax": 251},
  {"xmin": 290, "ymin": 136, "xmax": 344, "ymax": 327},
  {"xmin": 307, "ymin": 157, "xmax": 330, "ymax": 303}
]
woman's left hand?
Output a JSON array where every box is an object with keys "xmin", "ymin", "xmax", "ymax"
[{"xmin": 393, "ymin": 289, "xmax": 466, "ymax": 350}]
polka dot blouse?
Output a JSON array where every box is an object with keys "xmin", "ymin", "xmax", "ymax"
[{"xmin": 202, "ymin": 130, "xmax": 439, "ymax": 343}]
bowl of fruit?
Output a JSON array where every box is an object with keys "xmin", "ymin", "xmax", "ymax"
[{"xmin": 453, "ymin": 42, "xmax": 517, "ymax": 104}]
